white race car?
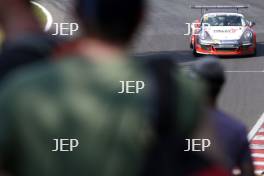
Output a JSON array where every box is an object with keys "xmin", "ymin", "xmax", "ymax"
[{"xmin": 190, "ymin": 6, "xmax": 257, "ymax": 56}]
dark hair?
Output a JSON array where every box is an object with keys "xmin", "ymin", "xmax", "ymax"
[
  {"xmin": 76, "ymin": 0, "xmax": 145, "ymax": 45},
  {"xmin": 22, "ymin": 0, "xmax": 31, "ymax": 6},
  {"xmin": 191, "ymin": 58, "xmax": 225, "ymax": 100}
]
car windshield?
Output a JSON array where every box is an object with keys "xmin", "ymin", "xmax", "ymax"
[{"xmin": 202, "ymin": 15, "xmax": 245, "ymax": 26}]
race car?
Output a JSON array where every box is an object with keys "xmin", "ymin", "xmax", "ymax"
[{"xmin": 190, "ymin": 5, "xmax": 257, "ymax": 56}]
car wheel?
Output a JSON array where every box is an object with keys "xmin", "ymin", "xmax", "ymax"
[
  {"xmin": 190, "ymin": 42, "xmax": 193, "ymax": 49},
  {"xmin": 192, "ymin": 42, "xmax": 200, "ymax": 57},
  {"xmin": 253, "ymin": 47, "xmax": 257, "ymax": 57},
  {"xmin": 249, "ymin": 47, "xmax": 257, "ymax": 57}
]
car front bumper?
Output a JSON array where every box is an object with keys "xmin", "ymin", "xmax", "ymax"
[{"xmin": 196, "ymin": 40, "xmax": 256, "ymax": 56}]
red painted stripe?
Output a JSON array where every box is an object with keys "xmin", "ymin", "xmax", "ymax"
[
  {"xmin": 254, "ymin": 165, "xmax": 264, "ymax": 170},
  {"xmin": 256, "ymin": 132, "xmax": 264, "ymax": 136},
  {"xmin": 251, "ymin": 140, "xmax": 264, "ymax": 144},
  {"xmin": 251, "ymin": 149, "xmax": 264, "ymax": 153},
  {"xmin": 254, "ymin": 158, "xmax": 264, "ymax": 162}
]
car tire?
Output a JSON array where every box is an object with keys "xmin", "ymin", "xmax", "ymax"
[
  {"xmin": 253, "ymin": 47, "xmax": 257, "ymax": 57},
  {"xmin": 192, "ymin": 42, "xmax": 200, "ymax": 57},
  {"xmin": 249, "ymin": 47, "xmax": 257, "ymax": 57},
  {"xmin": 190, "ymin": 42, "xmax": 193, "ymax": 49}
]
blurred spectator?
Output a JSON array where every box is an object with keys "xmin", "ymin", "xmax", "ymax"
[
  {"xmin": 0, "ymin": 0, "xmax": 147, "ymax": 176},
  {"xmin": 0, "ymin": 0, "xmax": 228, "ymax": 176},
  {"xmin": 0, "ymin": 0, "xmax": 55, "ymax": 80},
  {"xmin": 190, "ymin": 58, "xmax": 255, "ymax": 176}
]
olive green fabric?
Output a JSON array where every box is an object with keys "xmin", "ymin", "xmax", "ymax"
[
  {"xmin": 0, "ymin": 57, "xmax": 204, "ymax": 176},
  {"xmin": 175, "ymin": 71, "xmax": 205, "ymax": 135}
]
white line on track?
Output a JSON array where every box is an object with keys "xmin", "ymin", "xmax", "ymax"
[
  {"xmin": 248, "ymin": 112, "xmax": 264, "ymax": 140},
  {"xmin": 30, "ymin": 1, "xmax": 53, "ymax": 31},
  {"xmin": 225, "ymin": 71, "xmax": 264, "ymax": 73}
]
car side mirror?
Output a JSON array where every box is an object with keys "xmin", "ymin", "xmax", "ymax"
[{"xmin": 249, "ymin": 21, "xmax": 256, "ymax": 27}]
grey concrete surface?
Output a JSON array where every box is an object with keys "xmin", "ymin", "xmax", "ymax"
[{"xmin": 38, "ymin": 0, "xmax": 264, "ymax": 129}]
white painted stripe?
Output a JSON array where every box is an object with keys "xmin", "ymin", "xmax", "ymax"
[
  {"xmin": 252, "ymin": 153, "xmax": 264, "ymax": 158},
  {"xmin": 30, "ymin": 1, "xmax": 53, "ymax": 31},
  {"xmin": 248, "ymin": 112, "xmax": 264, "ymax": 140},
  {"xmin": 250, "ymin": 144, "xmax": 264, "ymax": 150},
  {"xmin": 254, "ymin": 161, "xmax": 264, "ymax": 166},
  {"xmin": 251, "ymin": 141, "xmax": 264, "ymax": 147},
  {"xmin": 254, "ymin": 135, "xmax": 264, "ymax": 140},
  {"xmin": 255, "ymin": 170, "xmax": 263, "ymax": 175},
  {"xmin": 232, "ymin": 168, "xmax": 241, "ymax": 175}
]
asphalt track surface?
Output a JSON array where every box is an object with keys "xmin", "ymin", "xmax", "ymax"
[{"xmin": 39, "ymin": 0, "xmax": 264, "ymax": 130}]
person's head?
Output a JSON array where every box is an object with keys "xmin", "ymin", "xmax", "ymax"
[
  {"xmin": 0, "ymin": 0, "xmax": 31, "ymax": 22},
  {"xmin": 75, "ymin": 0, "xmax": 146, "ymax": 47},
  {"xmin": 190, "ymin": 58, "xmax": 226, "ymax": 106},
  {"xmin": 0, "ymin": 0, "xmax": 42, "ymax": 41}
]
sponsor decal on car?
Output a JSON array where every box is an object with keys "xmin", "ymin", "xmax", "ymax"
[{"xmin": 213, "ymin": 28, "xmax": 239, "ymax": 33}]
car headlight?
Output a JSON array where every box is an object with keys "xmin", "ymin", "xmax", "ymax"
[
  {"xmin": 241, "ymin": 30, "xmax": 253, "ymax": 44},
  {"xmin": 198, "ymin": 31, "xmax": 212, "ymax": 44}
]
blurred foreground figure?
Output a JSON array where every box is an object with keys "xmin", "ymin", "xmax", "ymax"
[
  {"xmin": 0, "ymin": 0, "xmax": 55, "ymax": 80},
  {"xmin": 190, "ymin": 58, "xmax": 255, "ymax": 176},
  {"xmin": 0, "ymin": 0, "xmax": 227, "ymax": 176}
]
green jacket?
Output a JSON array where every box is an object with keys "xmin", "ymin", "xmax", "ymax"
[{"xmin": 0, "ymin": 57, "xmax": 204, "ymax": 176}]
